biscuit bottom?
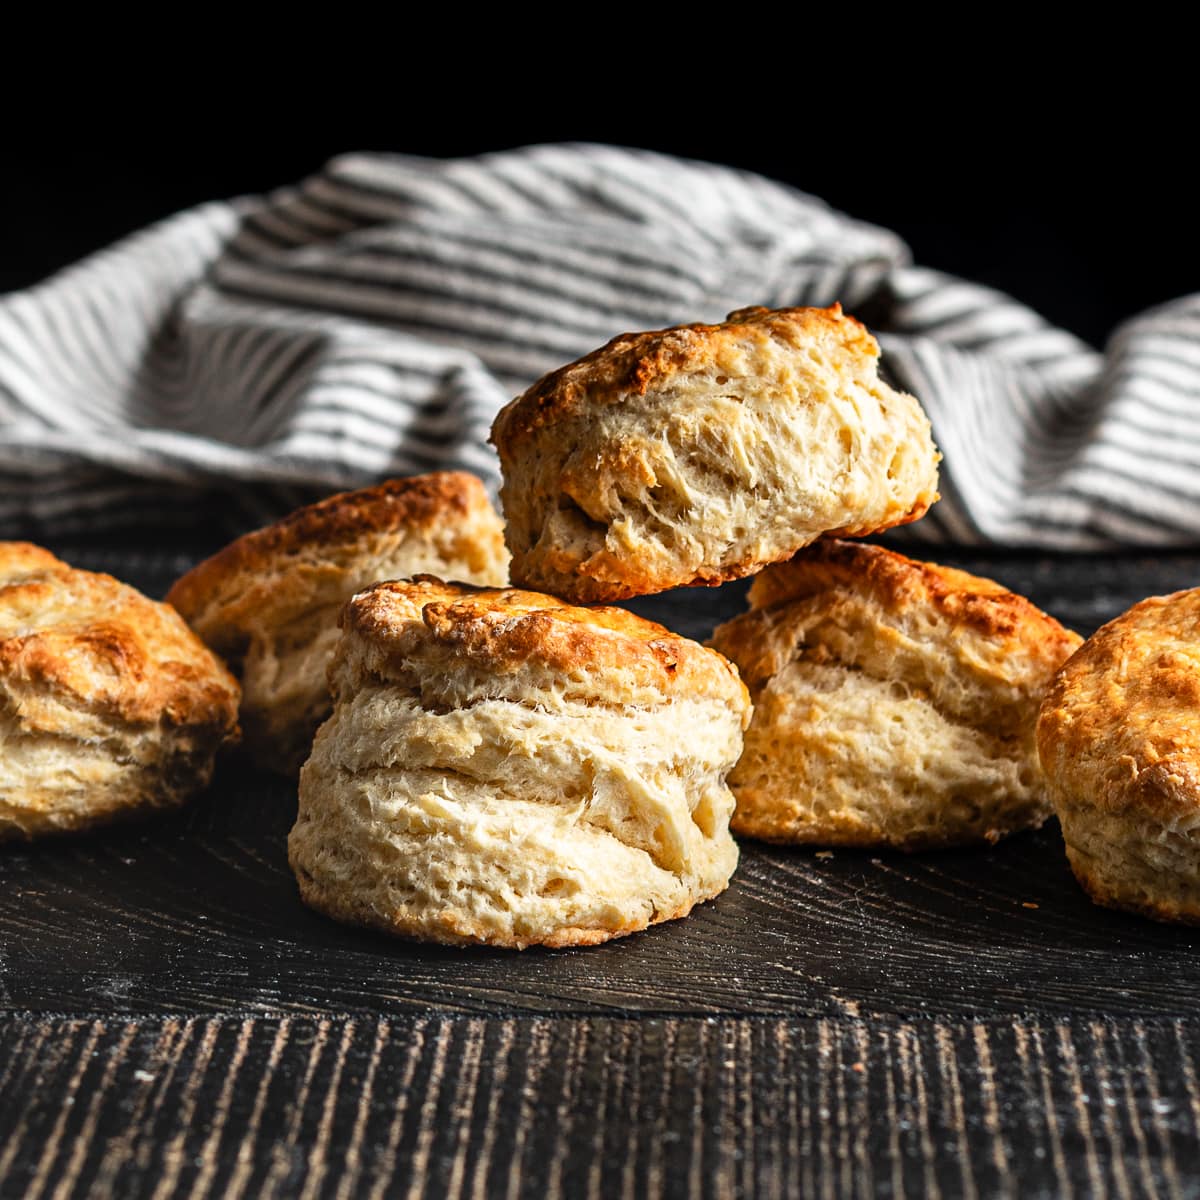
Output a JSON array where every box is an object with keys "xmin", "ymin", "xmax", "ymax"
[
  {"xmin": 0, "ymin": 710, "xmax": 227, "ymax": 840},
  {"xmin": 1059, "ymin": 809, "xmax": 1200, "ymax": 925},
  {"xmin": 289, "ymin": 690, "xmax": 741, "ymax": 949}
]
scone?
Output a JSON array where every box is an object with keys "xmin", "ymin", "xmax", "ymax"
[
  {"xmin": 708, "ymin": 540, "xmax": 1082, "ymax": 850},
  {"xmin": 0, "ymin": 542, "xmax": 240, "ymax": 841},
  {"xmin": 167, "ymin": 472, "xmax": 509, "ymax": 776},
  {"xmin": 289, "ymin": 577, "xmax": 750, "ymax": 948},
  {"xmin": 1038, "ymin": 589, "xmax": 1200, "ymax": 923},
  {"xmin": 491, "ymin": 304, "xmax": 940, "ymax": 603}
]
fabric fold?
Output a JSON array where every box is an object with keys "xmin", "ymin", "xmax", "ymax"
[{"xmin": 1, "ymin": 144, "xmax": 1196, "ymax": 545}]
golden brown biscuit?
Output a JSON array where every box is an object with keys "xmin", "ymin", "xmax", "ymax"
[
  {"xmin": 1038, "ymin": 588, "xmax": 1200, "ymax": 923},
  {"xmin": 288, "ymin": 577, "xmax": 750, "ymax": 949},
  {"xmin": 167, "ymin": 472, "xmax": 509, "ymax": 776},
  {"xmin": 0, "ymin": 542, "xmax": 240, "ymax": 841},
  {"xmin": 491, "ymin": 305, "xmax": 940, "ymax": 603},
  {"xmin": 708, "ymin": 540, "xmax": 1082, "ymax": 849}
]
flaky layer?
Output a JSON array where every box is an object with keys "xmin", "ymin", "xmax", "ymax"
[
  {"xmin": 1058, "ymin": 807, "xmax": 1200, "ymax": 925},
  {"xmin": 491, "ymin": 306, "xmax": 940, "ymax": 602},
  {"xmin": 726, "ymin": 662, "xmax": 1044, "ymax": 848},
  {"xmin": 167, "ymin": 473, "xmax": 509, "ymax": 775},
  {"xmin": 289, "ymin": 578, "xmax": 749, "ymax": 948},
  {"xmin": 1038, "ymin": 588, "xmax": 1200, "ymax": 922},
  {"xmin": 0, "ymin": 543, "xmax": 240, "ymax": 841},
  {"xmin": 709, "ymin": 541, "xmax": 1080, "ymax": 849},
  {"xmin": 0, "ymin": 709, "xmax": 230, "ymax": 840}
]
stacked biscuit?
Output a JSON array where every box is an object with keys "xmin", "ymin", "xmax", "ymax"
[
  {"xmin": 166, "ymin": 303, "xmax": 955, "ymax": 945},
  {"xmin": 489, "ymin": 304, "xmax": 1083, "ymax": 861},
  {"xmin": 7, "ymin": 302, "xmax": 1186, "ymax": 937},
  {"xmin": 288, "ymin": 303, "xmax": 1082, "ymax": 946}
]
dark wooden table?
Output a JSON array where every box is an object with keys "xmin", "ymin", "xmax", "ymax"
[{"xmin": 2, "ymin": 542, "xmax": 1199, "ymax": 1199}]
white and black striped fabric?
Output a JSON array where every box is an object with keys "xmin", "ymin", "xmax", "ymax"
[{"xmin": 1, "ymin": 144, "xmax": 1197, "ymax": 545}]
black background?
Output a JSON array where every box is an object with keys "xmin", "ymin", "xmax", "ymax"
[{"xmin": 2, "ymin": 61, "xmax": 1194, "ymax": 351}]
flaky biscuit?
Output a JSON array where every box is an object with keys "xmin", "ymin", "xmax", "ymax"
[
  {"xmin": 1038, "ymin": 589, "xmax": 1200, "ymax": 923},
  {"xmin": 167, "ymin": 472, "xmax": 509, "ymax": 776},
  {"xmin": 0, "ymin": 542, "xmax": 240, "ymax": 841},
  {"xmin": 708, "ymin": 540, "xmax": 1081, "ymax": 850},
  {"xmin": 288, "ymin": 578, "xmax": 749, "ymax": 949},
  {"xmin": 491, "ymin": 305, "xmax": 940, "ymax": 603}
]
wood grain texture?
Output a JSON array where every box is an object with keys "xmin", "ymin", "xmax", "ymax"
[
  {"xmin": 2, "ymin": 543, "xmax": 1200, "ymax": 1198},
  {"xmin": 0, "ymin": 544, "xmax": 1197, "ymax": 1021},
  {"xmin": 8, "ymin": 802, "xmax": 1200, "ymax": 1020},
  {"xmin": 2, "ymin": 1015, "xmax": 1200, "ymax": 1200}
]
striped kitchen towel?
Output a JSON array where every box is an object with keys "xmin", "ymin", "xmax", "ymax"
[{"xmin": 0, "ymin": 144, "xmax": 1196, "ymax": 546}]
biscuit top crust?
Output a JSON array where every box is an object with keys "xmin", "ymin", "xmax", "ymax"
[
  {"xmin": 738, "ymin": 540, "xmax": 1081, "ymax": 690},
  {"xmin": 343, "ymin": 576, "xmax": 749, "ymax": 711},
  {"xmin": 492, "ymin": 304, "xmax": 875, "ymax": 445},
  {"xmin": 752, "ymin": 540, "xmax": 1023, "ymax": 633},
  {"xmin": 167, "ymin": 472, "xmax": 498, "ymax": 627},
  {"xmin": 0, "ymin": 542, "xmax": 240, "ymax": 732},
  {"xmin": 1038, "ymin": 588, "xmax": 1200, "ymax": 818}
]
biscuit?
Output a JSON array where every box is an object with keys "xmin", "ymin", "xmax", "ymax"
[
  {"xmin": 0, "ymin": 542, "xmax": 240, "ymax": 841},
  {"xmin": 708, "ymin": 540, "xmax": 1082, "ymax": 849},
  {"xmin": 288, "ymin": 577, "xmax": 750, "ymax": 948},
  {"xmin": 167, "ymin": 472, "xmax": 509, "ymax": 776},
  {"xmin": 1038, "ymin": 588, "xmax": 1200, "ymax": 923},
  {"xmin": 490, "ymin": 305, "xmax": 940, "ymax": 603}
]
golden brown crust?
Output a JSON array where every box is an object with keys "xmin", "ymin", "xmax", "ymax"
[
  {"xmin": 344, "ymin": 576, "xmax": 749, "ymax": 709},
  {"xmin": 491, "ymin": 305, "xmax": 941, "ymax": 603},
  {"xmin": 729, "ymin": 819, "xmax": 1011, "ymax": 854},
  {"xmin": 0, "ymin": 543, "xmax": 241, "ymax": 842},
  {"xmin": 1066, "ymin": 854, "xmax": 1200, "ymax": 926},
  {"xmin": 496, "ymin": 305, "xmax": 879, "ymax": 443},
  {"xmin": 747, "ymin": 540, "xmax": 1079, "ymax": 674},
  {"xmin": 0, "ymin": 544, "xmax": 240, "ymax": 734},
  {"xmin": 166, "ymin": 472, "xmax": 502, "ymax": 632},
  {"xmin": 0, "ymin": 542, "xmax": 62, "ymax": 576},
  {"xmin": 1038, "ymin": 589, "xmax": 1200, "ymax": 820}
]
